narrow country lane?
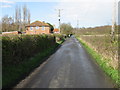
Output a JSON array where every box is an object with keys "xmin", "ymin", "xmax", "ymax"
[{"xmin": 15, "ymin": 36, "xmax": 114, "ymax": 88}]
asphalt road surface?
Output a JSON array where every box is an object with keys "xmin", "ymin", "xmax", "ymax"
[{"xmin": 15, "ymin": 36, "xmax": 114, "ymax": 88}]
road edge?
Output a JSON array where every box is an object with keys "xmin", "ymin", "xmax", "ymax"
[{"xmin": 76, "ymin": 36, "xmax": 119, "ymax": 88}]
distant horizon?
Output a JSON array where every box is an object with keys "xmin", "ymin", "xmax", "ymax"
[{"xmin": 0, "ymin": 0, "xmax": 119, "ymax": 28}]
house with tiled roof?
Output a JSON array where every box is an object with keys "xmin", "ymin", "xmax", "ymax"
[
  {"xmin": 53, "ymin": 28, "xmax": 60, "ymax": 33},
  {"xmin": 25, "ymin": 21, "xmax": 50, "ymax": 34}
]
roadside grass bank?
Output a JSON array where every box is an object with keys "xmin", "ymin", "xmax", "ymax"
[
  {"xmin": 2, "ymin": 34, "xmax": 65, "ymax": 88},
  {"xmin": 74, "ymin": 25, "xmax": 119, "ymax": 35},
  {"xmin": 76, "ymin": 37, "xmax": 119, "ymax": 88}
]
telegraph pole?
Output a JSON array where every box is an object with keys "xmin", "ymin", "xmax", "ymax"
[
  {"xmin": 77, "ymin": 19, "xmax": 79, "ymax": 29},
  {"xmin": 111, "ymin": 0, "xmax": 116, "ymax": 40},
  {"xmin": 55, "ymin": 9, "xmax": 63, "ymax": 33}
]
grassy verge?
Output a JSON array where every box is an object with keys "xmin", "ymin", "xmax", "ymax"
[
  {"xmin": 76, "ymin": 37, "xmax": 119, "ymax": 88},
  {"xmin": 2, "ymin": 42, "xmax": 63, "ymax": 88}
]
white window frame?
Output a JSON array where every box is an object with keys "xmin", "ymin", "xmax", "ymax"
[
  {"xmin": 30, "ymin": 27, "xmax": 33, "ymax": 30},
  {"xmin": 42, "ymin": 26, "xmax": 45, "ymax": 30},
  {"xmin": 36, "ymin": 26, "xmax": 39, "ymax": 29}
]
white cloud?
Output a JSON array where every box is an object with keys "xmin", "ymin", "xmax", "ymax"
[
  {"xmin": 0, "ymin": 0, "xmax": 15, "ymax": 4},
  {"xmin": 0, "ymin": 0, "xmax": 15, "ymax": 8},
  {"xmin": 50, "ymin": 0, "xmax": 118, "ymax": 27},
  {"xmin": 0, "ymin": 5, "xmax": 12, "ymax": 8},
  {"xmin": 0, "ymin": 0, "xmax": 119, "ymax": 3},
  {"xmin": 3, "ymin": 0, "xmax": 118, "ymax": 2},
  {"xmin": 59, "ymin": 0, "xmax": 113, "ymax": 2}
]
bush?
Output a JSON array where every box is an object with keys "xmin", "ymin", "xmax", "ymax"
[
  {"xmin": 2, "ymin": 34, "xmax": 65, "ymax": 88},
  {"xmin": 2, "ymin": 34, "xmax": 56, "ymax": 66},
  {"xmin": 53, "ymin": 34, "xmax": 65, "ymax": 43},
  {"xmin": 60, "ymin": 23, "xmax": 73, "ymax": 35}
]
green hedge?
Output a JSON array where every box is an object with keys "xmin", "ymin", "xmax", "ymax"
[
  {"xmin": 2, "ymin": 34, "xmax": 56, "ymax": 65},
  {"xmin": 2, "ymin": 34, "xmax": 65, "ymax": 88}
]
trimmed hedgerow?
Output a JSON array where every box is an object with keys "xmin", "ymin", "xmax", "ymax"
[
  {"xmin": 2, "ymin": 34, "xmax": 56, "ymax": 65},
  {"xmin": 2, "ymin": 34, "xmax": 65, "ymax": 88}
]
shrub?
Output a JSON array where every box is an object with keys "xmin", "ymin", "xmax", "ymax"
[
  {"xmin": 2, "ymin": 34, "xmax": 65, "ymax": 88},
  {"xmin": 2, "ymin": 34, "xmax": 56, "ymax": 66}
]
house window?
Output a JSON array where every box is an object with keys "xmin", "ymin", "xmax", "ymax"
[
  {"xmin": 30, "ymin": 27, "xmax": 33, "ymax": 30},
  {"xmin": 36, "ymin": 26, "xmax": 39, "ymax": 29},
  {"xmin": 42, "ymin": 26, "xmax": 45, "ymax": 30}
]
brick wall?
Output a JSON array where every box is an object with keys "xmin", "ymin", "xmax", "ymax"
[
  {"xmin": 2, "ymin": 31, "xmax": 18, "ymax": 35},
  {"xmin": 26, "ymin": 27, "xmax": 50, "ymax": 34}
]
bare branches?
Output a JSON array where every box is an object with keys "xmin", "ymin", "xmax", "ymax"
[
  {"xmin": 1, "ymin": 4, "xmax": 31, "ymax": 32},
  {"xmin": 23, "ymin": 4, "xmax": 27, "ymax": 24},
  {"xmin": 27, "ymin": 9, "xmax": 31, "ymax": 24}
]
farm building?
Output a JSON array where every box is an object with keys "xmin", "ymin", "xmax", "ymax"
[{"xmin": 25, "ymin": 21, "xmax": 50, "ymax": 34}]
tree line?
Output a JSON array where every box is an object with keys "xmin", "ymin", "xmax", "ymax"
[{"xmin": 1, "ymin": 5, "xmax": 31, "ymax": 32}]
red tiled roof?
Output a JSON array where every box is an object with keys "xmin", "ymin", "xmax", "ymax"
[
  {"xmin": 53, "ymin": 28, "xmax": 59, "ymax": 32},
  {"xmin": 26, "ymin": 21, "xmax": 49, "ymax": 27}
]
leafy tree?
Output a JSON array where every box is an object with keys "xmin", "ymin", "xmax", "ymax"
[
  {"xmin": 60, "ymin": 23, "xmax": 73, "ymax": 35},
  {"xmin": 47, "ymin": 23, "xmax": 54, "ymax": 33}
]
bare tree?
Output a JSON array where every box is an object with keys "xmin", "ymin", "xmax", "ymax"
[
  {"xmin": 23, "ymin": 4, "xmax": 27, "ymax": 25},
  {"xmin": 18, "ymin": 6, "xmax": 21, "ymax": 31},
  {"xmin": 27, "ymin": 9, "xmax": 31, "ymax": 24},
  {"xmin": 15, "ymin": 6, "xmax": 19, "ymax": 24},
  {"xmin": 1, "ymin": 4, "xmax": 31, "ymax": 32},
  {"xmin": 2, "ymin": 15, "xmax": 14, "ymax": 32},
  {"xmin": 15, "ymin": 5, "xmax": 22, "ymax": 31}
]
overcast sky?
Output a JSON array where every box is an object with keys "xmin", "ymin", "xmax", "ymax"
[
  {"xmin": 118, "ymin": 1, "xmax": 120, "ymax": 25},
  {"xmin": 0, "ymin": 0, "xmax": 119, "ymax": 28}
]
